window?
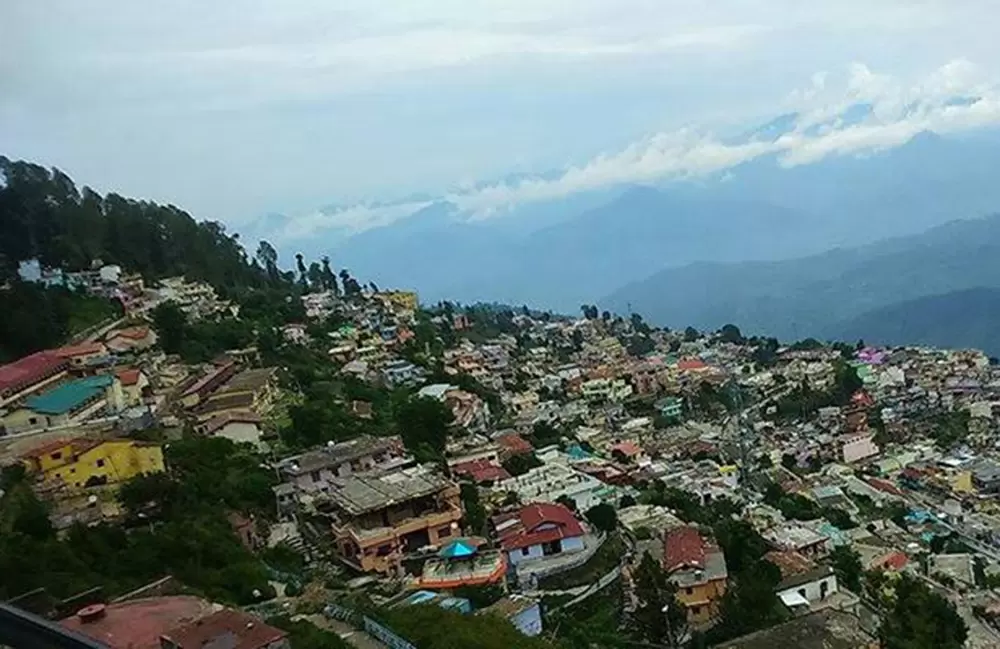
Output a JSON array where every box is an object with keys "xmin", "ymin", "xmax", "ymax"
[
  {"xmin": 691, "ymin": 606, "xmax": 701, "ymax": 616},
  {"xmin": 521, "ymin": 547, "xmax": 531, "ymax": 556},
  {"xmin": 30, "ymin": 417, "xmax": 38, "ymax": 426},
  {"xmin": 310, "ymin": 470, "xmax": 321, "ymax": 482},
  {"xmin": 438, "ymin": 525, "xmax": 452, "ymax": 538},
  {"xmin": 96, "ymin": 458, "xmax": 105, "ymax": 468},
  {"xmin": 51, "ymin": 451, "xmax": 61, "ymax": 460},
  {"xmin": 685, "ymin": 587, "xmax": 693, "ymax": 595},
  {"xmin": 798, "ymin": 589, "xmax": 807, "ymax": 600},
  {"xmin": 70, "ymin": 468, "xmax": 76, "ymax": 474}
]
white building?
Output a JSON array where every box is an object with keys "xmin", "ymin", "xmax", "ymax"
[{"xmin": 494, "ymin": 462, "xmax": 615, "ymax": 512}]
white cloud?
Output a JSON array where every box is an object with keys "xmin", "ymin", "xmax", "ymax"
[{"xmin": 271, "ymin": 60, "xmax": 1000, "ymax": 238}]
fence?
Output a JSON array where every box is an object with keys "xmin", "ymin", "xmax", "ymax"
[{"xmin": 324, "ymin": 603, "xmax": 416, "ymax": 649}]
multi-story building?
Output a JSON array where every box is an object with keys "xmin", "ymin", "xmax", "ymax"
[
  {"xmin": 21, "ymin": 437, "xmax": 164, "ymax": 491},
  {"xmin": 494, "ymin": 462, "xmax": 616, "ymax": 512},
  {"xmin": 318, "ymin": 465, "xmax": 464, "ymax": 573},
  {"xmin": 277, "ymin": 435, "xmax": 411, "ymax": 494},
  {"xmin": 0, "ymin": 350, "xmax": 70, "ymax": 410},
  {"xmin": 663, "ymin": 526, "xmax": 728, "ymax": 626},
  {"xmin": 2, "ymin": 374, "xmax": 125, "ymax": 433}
]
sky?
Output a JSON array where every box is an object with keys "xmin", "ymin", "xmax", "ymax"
[{"xmin": 3, "ymin": 1, "xmax": 1000, "ymax": 236}]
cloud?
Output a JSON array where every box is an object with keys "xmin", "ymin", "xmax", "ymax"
[{"xmin": 270, "ymin": 59, "xmax": 1000, "ymax": 239}]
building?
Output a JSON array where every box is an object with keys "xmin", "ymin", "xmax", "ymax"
[
  {"xmin": 22, "ymin": 437, "xmax": 164, "ymax": 490},
  {"xmin": 765, "ymin": 550, "xmax": 839, "ymax": 611},
  {"xmin": 3, "ymin": 374, "xmax": 125, "ymax": 433},
  {"xmin": 278, "ymin": 435, "xmax": 410, "ymax": 493},
  {"xmin": 377, "ymin": 290, "xmax": 419, "ymax": 313},
  {"xmin": 318, "ymin": 465, "xmax": 463, "ymax": 573},
  {"xmin": 382, "ymin": 359, "xmax": 425, "ymax": 388},
  {"xmin": 493, "ymin": 502, "xmax": 586, "ymax": 566},
  {"xmin": 840, "ymin": 432, "xmax": 879, "ymax": 464},
  {"xmin": 179, "ymin": 362, "xmax": 238, "ymax": 408},
  {"xmin": 663, "ymin": 526, "xmax": 728, "ymax": 625},
  {"xmin": 0, "ymin": 351, "xmax": 70, "ymax": 409},
  {"xmin": 105, "ymin": 326, "xmax": 158, "ymax": 354},
  {"xmin": 714, "ymin": 610, "xmax": 874, "ymax": 649},
  {"xmin": 54, "ymin": 341, "xmax": 110, "ymax": 368},
  {"xmin": 117, "ymin": 368, "xmax": 150, "ymax": 406},
  {"xmin": 764, "ymin": 523, "xmax": 832, "ymax": 559},
  {"xmin": 478, "ymin": 596, "xmax": 543, "ymax": 637},
  {"xmin": 193, "ymin": 367, "xmax": 279, "ymax": 422},
  {"xmin": 972, "ymin": 461, "xmax": 1000, "ymax": 494},
  {"xmin": 494, "ymin": 462, "xmax": 615, "ymax": 512},
  {"xmin": 60, "ymin": 596, "xmax": 218, "ymax": 649},
  {"xmin": 200, "ymin": 411, "xmax": 264, "ymax": 448},
  {"xmin": 161, "ymin": 609, "xmax": 288, "ymax": 649},
  {"xmin": 655, "ymin": 396, "xmax": 684, "ymax": 421}
]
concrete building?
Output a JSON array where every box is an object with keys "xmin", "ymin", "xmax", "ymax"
[
  {"xmin": 494, "ymin": 462, "xmax": 616, "ymax": 512},
  {"xmin": 278, "ymin": 435, "xmax": 411, "ymax": 494},
  {"xmin": 663, "ymin": 526, "xmax": 728, "ymax": 626},
  {"xmin": 494, "ymin": 502, "xmax": 586, "ymax": 566}
]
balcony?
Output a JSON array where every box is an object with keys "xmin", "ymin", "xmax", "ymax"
[{"xmin": 335, "ymin": 505, "xmax": 462, "ymax": 547}]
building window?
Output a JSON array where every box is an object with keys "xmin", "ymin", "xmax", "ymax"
[
  {"xmin": 438, "ymin": 526, "xmax": 452, "ymax": 539},
  {"xmin": 30, "ymin": 418, "xmax": 39, "ymax": 426},
  {"xmin": 70, "ymin": 468, "xmax": 76, "ymax": 474},
  {"xmin": 51, "ymin": 451, "xmax": 61, "ymax": 460},
  {"xmin": 691, "ymin": 606, "xmax": 701, "ymax": 616},
  {"xmin": 96, "ymin": 458, "xmax": 105, "ymax": 468},
  {"xmin": 311, "ymin": 470, "xmax": 321, "ymax": 482},
  {"xmin": 521, "ymin": 547, "xmax": 531, "ymax": 556},
  {"xmin": 685, "ymin": 587, "xmax": 693, "ymax": 595}
]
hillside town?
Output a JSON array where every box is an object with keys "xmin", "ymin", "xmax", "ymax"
[{"xmin": 4, "ymin": 261, "xmax": 1000, "ymax": 649}]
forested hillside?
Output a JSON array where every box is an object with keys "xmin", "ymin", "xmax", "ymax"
[{"xmin": 0, "ymin": 156, "xmax": 261, "ymax": 288}]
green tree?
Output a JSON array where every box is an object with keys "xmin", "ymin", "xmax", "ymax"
[
  {"xmin": 830, "ymin": 545, "xmax": 863, "ymax": 592},
  {"xmin": 631, "ymin": 551, "xmax": 688, "ymax": 647},
  {"xmin": 395, "ymin": 396, "xmax": 454, "ymax": 462},
  {"xmin": 879, "ymin": 574, "xmax": 967, "ymax": 649},
  {"xmin": 584, "ymin": 503, "xmax": 618, "ymax": 533},
  {"xmin": 683, "ymin": 326, "xmax": 699, "ymax": 342},
  {"xmin": 151, "ymin": 301, "xmax": 188, "ymax": 354},
  {"xmin": 718, "ymin": 324, "xmax": 744, "ymax": 344},
  {"xmin": 459, "ymin": 483, "xmax": 487, "ymax": 536},
  {"xmin": 501, "ymin": 453, "xmax": 542, "ymax": 477}
]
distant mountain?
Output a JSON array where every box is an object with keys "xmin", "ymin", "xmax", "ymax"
[
  {"xmin": 599, "ymin": 215, "xmax": 1000, "ymax": 341},
  {"xmin": 827, "ymin": 287, "xmax": 1000, "ymax": 356}
]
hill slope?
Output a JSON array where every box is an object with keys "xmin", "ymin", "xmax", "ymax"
[
  {"xmin": 827, "ymin": 288, "xmax": 1000, "ymax": 356},
  {"xmin": 599, "ymin": 215, "xmax": 1000, "ymax": 341}
]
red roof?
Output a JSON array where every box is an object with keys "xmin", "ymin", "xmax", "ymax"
[
  {"xmin": 109, "ymin": 325, "xmax": 151, "ymax": 341},
  {"xmin": 54, "ymin": 341, "xmax": 106, "ymax": 358},
  {"xmin": 21, "ymin": 437, "xmax": 72, "ymax": 460},
  {"xmin": 866, "ymin": 477, "xmax": 904, "ymax": 497},
  {"xmin": 60, "ymin": 596, "xmax": 216, "ymax": 649},
  {"xmin": 452, "ymin": 458, "xmax": 511, "ymax": 483},
  {"xmin": 496, "ymin": 433, "xmax": 533, "ymax": 455},
  {"xmin": 663, "ymin": 526, "xmax": 707, "ymax": 573},
  {"xmin": 495, "ymin": 502, "xmax": 585, "ymax": 551},
  {"xmin": 874, "ymin": 550, "xmax": 909, "ymax": 572},
  {"xmin": 610, "ymin": 441, "xmax": 642, "ymax": 457},
  {"xmin": 0, "ymin": 351, "xmax": 68, "ymax": 395},
  {"xmin": 162, "ymin": 609, "xmax": 286, "ymax": 649},
  {"xmin": 677, "ymin": 358, "xmax": 707, "ymax": 371},
  {"xmin": 116, "ymin": 368, "xmax": 142, "ymax": 386}
]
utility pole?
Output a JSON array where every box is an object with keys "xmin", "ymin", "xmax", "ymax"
[{"xmin": 727, "ymin": 379, "xmax": 754, "ymax": 497}]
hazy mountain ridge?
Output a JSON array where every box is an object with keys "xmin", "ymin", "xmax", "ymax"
[{"xmin": 599, "ymin": 215, "xmax": 1000, "ymax": 343}]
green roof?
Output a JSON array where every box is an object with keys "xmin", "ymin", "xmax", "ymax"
[{"xmin": 26, "ymin": 375, "xmax": 112, "ymax": 415}]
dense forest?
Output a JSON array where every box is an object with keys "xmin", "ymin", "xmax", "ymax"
[{"xmin": 0, "ymin": 156, "xmax": 262, "ymax": 287}]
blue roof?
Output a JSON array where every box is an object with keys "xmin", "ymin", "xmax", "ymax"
[
  {"xmin": 440, "ymin": 539, "xmax": 477, "ymax": 559},
  {"xmin": 26, "ymin": 375, "xmax": 112, "ymax": 415}
]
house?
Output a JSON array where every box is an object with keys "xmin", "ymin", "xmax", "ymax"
[
  {"xmin": 161, "ymin": 609, "xmax": 288, "ymax": 649},
  {"xmin": 840, "ymin": 432, "xmax": 879, "ymax": 464},
  {"xmin": 765, "ymin": 550, "xmax": 839, "ymax": 611},
  {"xmin": 0, "ymin": 351, "xmax": 70, "ymax": 409},
  {"xmin": 478, "ymin": 596, "xmax": 543, "ymax": 637},
  {"xmin": 193, "ymin": 367, "xmax": 279, "ymax": 422},
  {"xmin": 493, "ymin": 502, "xmax": 586, "ymax": 566},
  {"xmin": 179, "ymin": 361, "xmax": 238, "ymax": 408},
  {"xmin": 278, "ymin": 435, "xmax": 410, "ymax": 493},
  {"xmin": 972, "ymin": 460, "xmax": 1000, "ymax": 494},
  {"xmin": 105, "ymin": 326, "xmax": 158, "ymax": 354},
  {"xmin": 494, "ymin": 462, "xmax": 615, "ymax": 512},
  {"xmin": 116, "ymin": 367, "xmax": 150, "ymax": 406},
  {"xmin": 452, "ymin": 458, "xmax": 511, "ymax": 484},
  {"xmin": 60, "ymin": 596, "xmax": 218, "ymax": 649},
  {"xmin": 54, "ymin": 341, "xmax": 109, "ymax": 367},
  {"xmin": 377, "ymin": 290, "xmax": 419, "ymax": 313},
  {"xmin": 655, "ymin": 396, "xmax": 684, "ymax": 421},
  {"xmin": 2, "ymin": 374, "xmax": 125, "ymax": 433},
  {"xmin": 280, "ymin": 323, "xmax": 309, "ymax": 345},
  {"xmin": 663, "ymin": 526, "xmax": 728, "ymax": 625},
  {"xmin": 764, "ymin": 523, "xmax": 831, "ymax": 559},
  {"xmin": 200, "ymin": 411, "xmax": 264, "ymax": 448},
  {"xmin": 320, "ymin": 465, "xmax": 464, "ymax": 573},
  {"xmin": 382, "ymin": 359, "xmax": 424, "ymax": 387},
  {"xmin": 417, "ymin": 540, "xmax": 508, "ymax": 589},
  {"xmin": 22, "ymin": 438, "xmax": 164, "ymax": 490},
  {"xmin": 495, "ymin": 433, "xmax": 534, "ymax": 459},
  {"xmin": 714, "ymin": 610, "xmax": 874, "ymax": 649}
]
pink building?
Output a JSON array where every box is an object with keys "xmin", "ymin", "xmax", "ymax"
[{"xmin": 840, "ymin": 433, "xmax": 879, "ymax": 463}]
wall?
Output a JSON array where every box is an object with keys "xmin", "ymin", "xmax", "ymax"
[
  {"xmin": 776, "ymin": 574, "xmax": 838, "ymax": 604},
  {"xmin": 677, "ymin": 578, "xmax": 727, "ymax": 625},
  {"xmin": 509, "ymin": 543, "xmax": 546, "ymax": 565},
  {"xmin": 215, "ymin": 421, "xmax": 263, "ymax": 447},
  {"xmin": 842, "ymin": 435, "xmax": 879, "ymax": 463},
  {"xmin": 511, "ymin": 604, "xmax": 543, "ymax": 636}
]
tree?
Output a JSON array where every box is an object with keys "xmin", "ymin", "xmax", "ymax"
[
  {"xmin": 501, "ymin": 452, "xmax": 542, "ymax": 477},
  {"xmin": 712, "ymin": 560, "xmax": 785, "ymax": 641},
  {"xmin": 460, "ymin": 483, "xmax": 487, "ymax": 536},
  {"xmin": 631, "ymin": 552, "xmax": 688, "ymax": 647},
  {"xmin": 295, "ymin": 253, "xmax": 307, "ymax": 287},
  {"xmin": 307, "ymin": 261, "xmax": 322, "ymax": 289},
  {"xmin": 255, "ymin": 240, "xmax": 279, "ymax": 280},
  {"xmin": 555, "ymin": 495, "xmax": 577, "ymax": 512},
  {"xmin": 879, "ymin": 574, "xmax": 967, "ymax": 649},
  {"xmin": 830, "ymin": 545, "xmax": 863, "ymax": 592},
  {"xmin": 683, "ymin": 326, "xmax": 699, "ymax": 342},
  {"xmin": 395, "ymin": 396, "xmax": 454, "ymax": 462},
  {"xmin": 601, "ymin": 310, "xmax": 611, "ymax": 322},
  {"xmin": 320, "ymin": 256, "xmax": 339, "ymax": 294},
  {"xmin": 584, "ymin": 503, "xmax": 618, "ymax": 533},
  {"xmin": 718, "ymin": 324, "xmax": 744, "ymax": 344},
  {"xmin": 151, "ymin": 302, "xmax": 188, "ymax": 354}
]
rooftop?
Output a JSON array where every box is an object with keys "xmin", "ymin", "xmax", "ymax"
[
  {"xmin": 715, "ymin": 610, "xmax": 872, "ymax": 649},
  {"xmin": 162, "ymin": 608, "xmax": 285, "ymax": 649},
  {"xmin": 281, "ymin": 435, "xmax": 402, "ymax": 475},
  {"xmin": 326, "ymin": 465, "xmax": 455, "ymax": 515},
  {"xmin": 54, "ymin": 341, "xmax": 107, "ymax": 358},
  {"xmin": 0, "ymin": 351, "xmax": 67, "ymax": 395},
  {"xmin": 25, "ymin": 375, "xmax": 113, "ymax": 415},
  {"xmin": 452, "ymin": 458, "xmax": 510, "ymax": 483},
  {"xmin": 60, "ymin": 596, "xmax": 218, "ymax": 649},
  {"xmin": 222, "ymin": 367, "xmax": 278, "ymax": 392},
  {"xmin": 494, "ymin": 502, "xmax": 585, "ymax": 551}
]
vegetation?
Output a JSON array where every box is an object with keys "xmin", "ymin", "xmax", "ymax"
[
  {"xmin": 538, "ymin": 534, "xmax": 624, "ymax": 591},
  {"xmin": 630, "ymin": 551, "xmax": 687, "ymax": 647},
  {"xmin": 267, "ymin": 616, "xmax": 352, "ymax": 649},
  {"xmin": 0, "ymin": 437, "xmax": 277, "ymax": 604},
  {"xmin": 829, "ymin": 545, "xmax": 864, "ymax": 592},
  {"xmin": 583, "ymin": 503, "xmax": 618, "ymax": 533},
  {"xmin": 876, "ymin": 573, "xmax": 967, "ymax": 649},
  {"xmin": 383, "ymin": 604, "xmax": 552, "ymax": 649}
]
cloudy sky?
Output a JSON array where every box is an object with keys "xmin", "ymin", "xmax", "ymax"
[{"xmin": 3, "ymin": 1, "xmax": 1000, "ymax": 233}]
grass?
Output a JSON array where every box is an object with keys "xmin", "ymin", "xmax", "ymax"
[{"xmin": 538, "ymin": 533, "xmax": 624, "ymax": 591}]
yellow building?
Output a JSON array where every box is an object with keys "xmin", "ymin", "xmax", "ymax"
[
  {"xmin": 664, "ymin": 526, "xmax": 729, "ymax": 626},
  {"xmin": 22, "ymin": 438, "xmax": 164, "ymax": 491},
  {"xmin": 378, "ymin": 290, "xmax": 419, "ymax": 313}
]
